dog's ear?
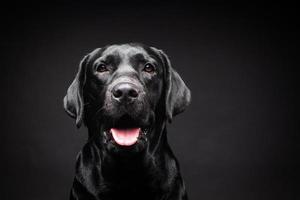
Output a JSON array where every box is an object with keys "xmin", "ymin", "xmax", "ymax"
[
  {"xmin": 155, "ymin": 48, "xmax": 191, "ymax": 122},
  {"xmin": 63, "ymin": 54, "xmax": 90, "ymax": 128}
]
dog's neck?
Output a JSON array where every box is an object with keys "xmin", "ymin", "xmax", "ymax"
[
  {"xmin": 76, "ymin": 120, "xmax": 176, "ymax": 198},
  {"xmin": 88, "ymin": 127, "xmax": 168, "ymax": 197},
  {"xmin": 87, "ymin": 120, "xmax": 169, "ymax": 178}
]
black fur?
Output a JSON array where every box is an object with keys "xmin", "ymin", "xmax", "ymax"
[{"xmin": 64, "ymin": 43, "xmax": 191, "ymax": 200}]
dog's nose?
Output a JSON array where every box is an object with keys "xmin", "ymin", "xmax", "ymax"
[{"xmin": 112, "ymin": 83, "xmax": 139, "ymax": 102}]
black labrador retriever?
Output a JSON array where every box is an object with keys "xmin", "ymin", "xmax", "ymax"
[{"xmin": 64, "ymin": 43, "xmax": 191, "ymax": 200}]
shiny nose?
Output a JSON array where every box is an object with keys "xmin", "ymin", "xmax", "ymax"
[{"xmin": 112, "ymin": 83, "xmax": 139, "ymax": 101}]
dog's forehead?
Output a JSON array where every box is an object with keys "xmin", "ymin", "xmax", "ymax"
[{"xmin": 101, "ymin": 44, "xmax": 151, "ymax": 60}]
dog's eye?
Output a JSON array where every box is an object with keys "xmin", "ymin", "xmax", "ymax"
[
  {"xmin": 143, "ymin": 63, "xmax": 156, "ymax": 73},
  {"xmin": 96, "ymin": 64, "xmax": 108, "ymax": 73}
]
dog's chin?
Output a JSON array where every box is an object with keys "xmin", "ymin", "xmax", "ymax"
[{"xmin": 101, "ymin": 115, "xmax": 151, "ymax": 153}]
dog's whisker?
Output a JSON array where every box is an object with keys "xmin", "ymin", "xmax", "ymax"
[
  {"xmin": 84, "ymin": 102, "xmax": 91, "ymax": 106},
  {"xmin": 85, "ymin": 92, "xmax": 96, "ymax": 100},
  {"xmin": 93, "ymin": 105, "xmax": 106, "ymax": 121}
]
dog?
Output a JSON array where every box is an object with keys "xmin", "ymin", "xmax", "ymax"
[{"xmin": 64, "ymin": 43, "xmax": 191, "ymax": 200}]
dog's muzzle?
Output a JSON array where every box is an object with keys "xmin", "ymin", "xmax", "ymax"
[{"xmin": 103, "ymin": 77, "xmax": 150, "ymax": 147}]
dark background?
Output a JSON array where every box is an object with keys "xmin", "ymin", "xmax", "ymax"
[{"xmin": 0, "ymin": 1, "xmax": 296, "ymax": 200}]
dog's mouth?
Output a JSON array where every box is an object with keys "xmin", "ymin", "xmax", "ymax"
[
  {"xmin": 102, "ymin": 115, "xmax": 149, "ymax": 147},
  {"xmin": 106, "ymin": 128, "xmax": 148, "ymax": 146}
]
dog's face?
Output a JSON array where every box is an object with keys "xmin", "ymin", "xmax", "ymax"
[
  {"xmin": 89, "ymin": 45, "xmax": 164, "ymax": 134},
  {"xmin": 64, "ymin": 43, "xmax": 191, "ymax": 153}
]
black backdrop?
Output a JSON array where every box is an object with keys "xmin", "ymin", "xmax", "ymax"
[{"xmin": 0, "ymin": 1, "xmax": 296, "ymax": 200}]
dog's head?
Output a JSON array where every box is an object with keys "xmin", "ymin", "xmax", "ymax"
[{"xmin": 64, "ymin": 43, "xmax": 191, "ymax": 153}]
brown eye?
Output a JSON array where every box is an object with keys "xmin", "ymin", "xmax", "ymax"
[
  {"xmin": 96, "ymin": 64, "xmax": 108, "ymax": 73},
  {"xmin": 143, "ymin": 63, "xmax": 155, "ymax": 73}
]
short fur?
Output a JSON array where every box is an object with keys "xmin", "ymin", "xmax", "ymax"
[{"xmin": 64, "ymin": 43, "xmax": 191, "ymax": 200}]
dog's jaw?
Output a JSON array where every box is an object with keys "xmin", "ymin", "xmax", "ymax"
[
  {"xmin": 103, "ymin": 127, "xmax": 149, "ymax": 147},
  {"xmin": 100, "ymin": 124, "xmax": 150, "ymax": 154},
  {"xmin": 111, "ymin": 128, "xmax": 140, "ymax": 146}
]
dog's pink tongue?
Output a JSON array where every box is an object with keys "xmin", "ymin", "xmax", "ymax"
[{"xmin": 110, "ymin": 128, "xmax": 140, "ymax": 146}]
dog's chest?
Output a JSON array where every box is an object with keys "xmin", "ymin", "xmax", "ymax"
[
  {"xmin": 99, "ymin": 166, "xmax": 164, "ymax": 200},
  {"xmin": 99, "ymin": 185, "xmax": 163, "ymax": 200}
]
